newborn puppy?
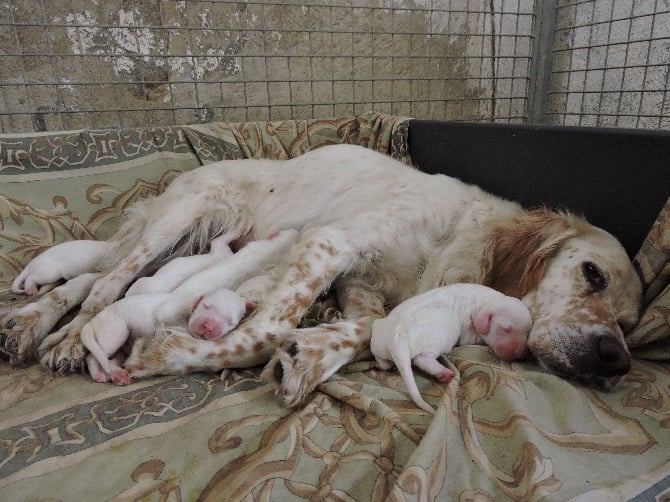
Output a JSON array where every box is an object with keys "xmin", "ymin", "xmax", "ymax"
[
  {"xmin": 11, "ymin": 240, "xmax": 111, "ymax": 296},
  {"xmin": 370, "ymin": 283, "xmax": 532, "ymax": 413},
  {"xmin": 83, "ymin": 229, "xmax": 298, "ymax": 385},
  {"xmin": 125, "ymin": 234, "xmax": 233, "ymax": 296},
  {"xmin": 83, "ymin": 288, "xmax": 246, "ymax": 385},
  {"xmin": 188, "ymin": 288, "xmax": 256, "ymax": 340}
]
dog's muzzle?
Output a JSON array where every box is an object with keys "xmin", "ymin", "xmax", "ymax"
[{"xmin": 528, "ymin": 325, "xmax": 632, "ymax": 389}]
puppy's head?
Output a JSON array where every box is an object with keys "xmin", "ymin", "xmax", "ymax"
[
  {"xmin": 188, "ymin": 289, "xmax": 247, "ymax": 340},
  {"xmin": 472, "ymin": 295, "xmax": 532, "ymax": 361}
]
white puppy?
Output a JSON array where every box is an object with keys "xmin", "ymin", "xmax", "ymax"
[
  {"xmin": 188, "ymin": 288, "xmax": 255, "ymax": 340},
  {"xmin": 125, "ymin": 234, "xmax": 234, "ymax": 296},
  {"xmin": 83, "ymin": 229, "xmax": 298, "ymax": 385},
  {"xmin": 83, "ymin": 287, "xmax": 248, "ymax": 385},
  {"xmin": 370, "ymin": 283, "xmax": 532, "ymax": 413},
  {"xmin": 11, "ymin": 240, "xmax": 111, "ymax": 296}
]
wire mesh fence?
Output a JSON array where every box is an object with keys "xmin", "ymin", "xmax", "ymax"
[
  {"xmin": 0, "ymin": 0, "xmax": 668, "ymax": 134},
  {"xmin": 547, "ymin": 0, "xmax": 670, "ymax": 129}
]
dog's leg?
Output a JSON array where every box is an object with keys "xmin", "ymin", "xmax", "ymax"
[
  {"xmin": 126, "ymin": 277, "xmax": 385, "ymax": 409},
  {"xmin": 262, "ymin": 279, "xmax": 386, "ymax": 407},
  {"xmin": 37, "ymin": 185, "xmax": 251, "ymax": 373},
  {"xmin": 124, "ymin": 226, "xmax": 360, "ymax": 376},
  {"xmin": 0, "ymin": 273, "xmax": 101, "ymax": 365}
]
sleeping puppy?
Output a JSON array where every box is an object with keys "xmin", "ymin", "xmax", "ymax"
[
  {"xmin": 82, "ymin": 229, "xmax": 299, "ymax": 385},
  {"xmin": 83, "ymin": 288, "xmax": 249, "ymax": 385},
  {"xmin": 188, "ymin": 288, "xmax": 256, "ymax": 341},
  {"xmin": 11, "ymin": 240, "xmax": 112, "ymax": 296},
  {"xmin": 125, "ymin": 234, "xmax": 234, "ymax": 296},
  {"xmin": 370, "ymin": 283, "xmax": 532, "ymax": 413}
]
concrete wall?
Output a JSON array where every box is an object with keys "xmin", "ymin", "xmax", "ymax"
[
  {"xmin": 0, "ymin": 0, "xmax": 536, "ymax": 133},
  {"xmin": 548, "ymin": 0, "xmax": 670, "ymax": 129},
  {"xmin": 4, "ymin": 1, "xmax": 666, "ymax": 134}
]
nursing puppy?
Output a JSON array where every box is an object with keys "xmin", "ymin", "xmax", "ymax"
[
  {"xmin": 370, "ymin": 283, "xmax": 532, "ymax": 413},
  {"xmin": 11, "ymin": 240, "xmax": 112, "ymax": 296},
  {"xmin": 82, "ymin": 229, "xmax": 298, "ymax": 384},
  {"xmin": 188, "ymin": 288, "xmax": 255, "ymax": 341},
  {"xmin": 125, "ymin": 234, "xmax": 233, "ymax": 296},
  {"xmin": 83, "ymin": 288, "xmax": 248, "ymax": 385}
]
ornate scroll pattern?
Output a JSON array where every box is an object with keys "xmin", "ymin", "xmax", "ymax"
[
  {"xmin": 207, "ymin": 112, "xmax": 412, "ymax": 163},
  {"xmin": 0, "ymin": 172, "xmax": 182, "ymax": 285},
  {"xmin": 1, "ymin": 116, "xmax": 669, "ymax": 500},
  {"xmin": 0, "ymin": 371, "xmax": 265, "ymax": 480},
  {"xmin": 0, "ymin": 126, "xmax": 246, "ymax": 175},
  {"xmin": 0, "ymin": 128, "xmax": 194, "ymax": 174},
  {"xmin": 1, "ymin": 349, "xmax": 670, "ymax": 499},
  {"xmin": 631, "ymin": 197, "xmax": 670, "ymax": 353}
]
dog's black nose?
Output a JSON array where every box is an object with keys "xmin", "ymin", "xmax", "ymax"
[
  {"xmin": 273, "ymin": 361, "xmax": 284, "ymax": 383},
  {"xmin": 597, "ymin": 336, "xmax": 631, "ymax": 377}
]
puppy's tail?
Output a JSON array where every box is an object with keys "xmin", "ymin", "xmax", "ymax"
[
  {"xmin": 388, "ymin": 334, "xmax": 435, "ymax": 414},
  {"xmin": 81, "ymin": 322, "xmax": 113, "ymax": 377},
  {"xmin": 10, "ymin": 267, "xmax": 28, "ymax": 294}
]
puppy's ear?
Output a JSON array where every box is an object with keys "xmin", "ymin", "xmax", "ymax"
[
  {"xmin": 191, "ymin": 296, "xmax": 204, "ymax": 312},
  {"xmin": 481, "ymin": 208, "xmax": 587, "ymax": 298},
  {"xmin": 472, "ymin": 311, "xmax": 492, "ymax": 336}
]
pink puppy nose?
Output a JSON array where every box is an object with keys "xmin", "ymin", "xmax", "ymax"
[{"xmin": 201, "ymin": 319, "xmax": 220, "ymax": 339}]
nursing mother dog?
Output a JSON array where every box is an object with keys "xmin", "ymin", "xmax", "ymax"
[{"xmin": 2, "ymin": 144, "xmax": 642, "ymax": 407}]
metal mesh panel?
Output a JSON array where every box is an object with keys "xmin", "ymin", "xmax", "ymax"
[
  {"xmin": 0, "ymin": 0, "xmax": 537, "ymax": 133},
  {"xmin": 547, "ymin": 0, "xmax": 670, "ymax": 128}
]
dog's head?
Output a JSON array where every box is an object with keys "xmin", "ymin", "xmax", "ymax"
[{"xmin": 483, "ymin": 209, "xmax": 643, "ymax": 389}]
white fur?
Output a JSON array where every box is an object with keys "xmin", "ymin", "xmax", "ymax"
[
  {"xmin": 188, "ymin": 288, "xmax": 247, "ymax": 340},
  {"xmin": 126, "ymin": 234, "xmax": 234, "ymax": 296},
  {"xmin": 82, "ymin": 291, "xmax": 191, "ymax": 385},
  {"xmin": 11, "ymin": 240, "xmax": 111, "ymax": 295},
  {"xmin": 81, "ymin": 229, "xmax": 298, "ymax": 384},
  {"xmin": 371, "ymin": 283, "xmax": 532, "ymax": 413}
]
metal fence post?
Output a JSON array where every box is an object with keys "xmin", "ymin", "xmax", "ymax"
[{"xmin": 528, "ymin": 0, "xmax": 558, "ymax": 124}]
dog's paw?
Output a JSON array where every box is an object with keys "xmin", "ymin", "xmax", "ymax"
[
  {"xmin": 0, "ymin": 309, "xmax": 44, "ymax": 365},
  {"xmin": 262, "ymin": 342, "xmax": 311, "ymax": 407},
  {"xmin": 262, "ymin": 330, "xmax": 352, "ymax": 407},
  {"xmin": 38, "ymin": 319, "xmax": 89, "ymax": 373}
]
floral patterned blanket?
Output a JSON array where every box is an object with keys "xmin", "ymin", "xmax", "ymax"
[{"xmin": 0, "ymin": 113, "xmax": 668, "ymax": 501}]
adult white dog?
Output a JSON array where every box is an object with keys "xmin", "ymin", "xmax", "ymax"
[{"xmin": 2, "ymin": 145, "xmax": 642, "ymax": 406}]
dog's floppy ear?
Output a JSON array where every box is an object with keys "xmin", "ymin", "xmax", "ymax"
[{"xmin": 481, "ymin": 208, "xmax": 587, "ymax": 298}]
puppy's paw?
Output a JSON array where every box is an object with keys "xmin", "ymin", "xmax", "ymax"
[
  {"xmin": 112, "ymin": 368, "xmax": 131, "ymax": 385},
  {"xmin": 91, "ymin": 370, "xmax": 111, "ymax": 383},
  {"xmin": 435, "ymin": 369, "xmax": 454, "ymax": 383}
]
